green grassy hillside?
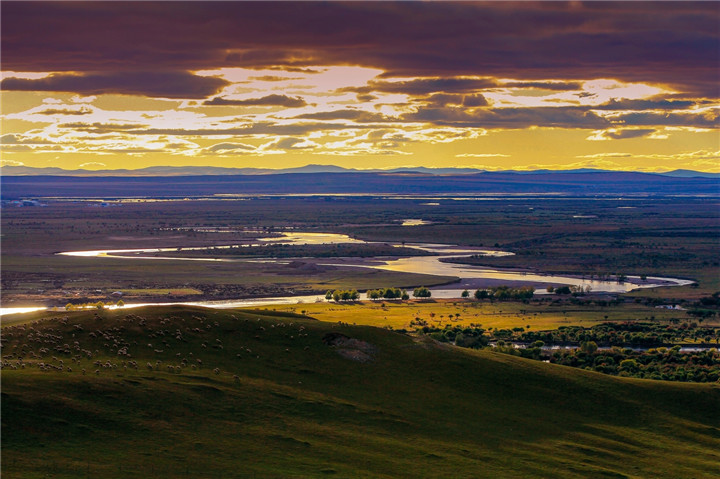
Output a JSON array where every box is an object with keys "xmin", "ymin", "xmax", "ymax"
[{"xmin": 2, "ymin": 306, "xmax": 719, "ymax": 478}]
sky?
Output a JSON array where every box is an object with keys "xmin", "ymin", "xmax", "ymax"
[{"xmin": 1, "ymin": 1, "xmax": 719, "ymax": 173}]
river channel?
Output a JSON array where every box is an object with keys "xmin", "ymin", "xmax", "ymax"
[{"xmin": 0, "ymin": 232, "xmax": 693, "ymax": 315}]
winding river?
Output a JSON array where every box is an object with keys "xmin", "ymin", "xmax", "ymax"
[{"xmin": 0, "ymin": 232, "xmax": 693, "ymax": 315}]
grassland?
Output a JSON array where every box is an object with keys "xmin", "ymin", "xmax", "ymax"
[
  {"xmin": 2, "ymin": 306, "xmax": 720, "ymax": 478},
  {"xmin": 2, "ymin": 196, "xmax": 717, "ymax": 308},
  {"xmin": 0, "ymin": 254, "xmax": 453, "ymax": 308},
  {"xmin": 264, "ymin": 298, "xmax": 719, "ymax": 331}
]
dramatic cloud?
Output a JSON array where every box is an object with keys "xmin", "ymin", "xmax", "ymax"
[
  {"xmin": 203, "ymin": 94, "xmax": 307, "ymax": 107},
  {"xmin": 1, "ymin": 2, "xmax": 717, "ymax": 171},
  {"xmin": 3, "ymin": 2, "xmax": 717, "ymax": 96},
  {"xmin": 1, "ymin": 71, "xmax": 229, "ymax": 99}
]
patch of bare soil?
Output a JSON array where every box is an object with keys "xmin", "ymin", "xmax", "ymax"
[{"xmin": 322, "ymin": 332, "xmax": 377, "ymax": 363}]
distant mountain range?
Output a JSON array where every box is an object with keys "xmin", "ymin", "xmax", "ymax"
[
  {"xmin": 2, "ymin": 169, "xmax": 719, "ymax": 199},
  {"xmin": 2, "ymin": 164, "xmax": 718, "ymax": 178}
]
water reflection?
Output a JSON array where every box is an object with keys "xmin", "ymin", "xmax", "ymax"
[{"xmin": 10, "ymin": 230, "xmax": 690, "ymax": 317}]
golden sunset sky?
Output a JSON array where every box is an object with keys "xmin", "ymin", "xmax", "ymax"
[{"xmin": 1, "ymin": 1, "xmax": 718, "ymax": 172}]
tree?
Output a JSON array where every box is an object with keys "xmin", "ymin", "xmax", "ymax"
[
  {"xmin": 413, "ymin": 286, "xmax": 431, "ymax": 298},
  {"xmin": 619, "ymin": 359, "xmax": 639, "ymax": 372},
  {"xmin": 461, "ymin": 290, "xmax": 470, "ymax": 298},
  {"xmin": 474, "ymin": 289, "xmax": 489, "ymax": 300},
  {"xmin": 116, "ymin": 299, "xmax": 125, "ymax": 307},
  {"xmin": 325, "ymin": 290, "xmax": 333, "ymax": 300}
]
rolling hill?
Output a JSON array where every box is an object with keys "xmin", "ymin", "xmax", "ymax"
[{"xmin": 2, "ymin": 306, "xmax": 719, "ymax": 478}]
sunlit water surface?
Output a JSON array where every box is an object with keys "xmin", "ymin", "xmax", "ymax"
[{"xmin": 1, "ymin": 232, "xmax": 692, "ymax": 315}]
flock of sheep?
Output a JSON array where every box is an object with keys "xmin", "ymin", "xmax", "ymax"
[{"xmin": 1, "ymin": 310, "xmax": 317, "ymax": 383}]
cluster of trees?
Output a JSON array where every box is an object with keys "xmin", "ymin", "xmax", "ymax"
[
  {"xmin": 325, "ymin": 286, "xmax": 431, "ymax": 302},
  {"xmin": 414, "ymin": 321, "xmax": 720, "ymax": 382},
  {"xmin": 473, "ymin": 285, "xmax": 534, "ymax": 301},
  {"xmin": 491, "ymin": 341, "xmax": 720, "ymax": 382},
  {"xmin": 413, "ymin": 286, "xmax": 432, "ymax": 298},
  {"xmin": 419, "ymin": 325, "xmax": 489, "ymax": 349},
  {"xmin": 518, "ymin": 322, "xmax": 720, "ymax": 347},
  {"xmin": 366, "ymin": 287, "xmax": 409, "ymax": 300},
  {"xmin": 683, "ymin": 292, "xmax": 720, "ymax": 321},
  {"xmin": 546, "ymin": 285, "xmax": 592, "ymax": 295},
  {"xmin": 324, "ymin": 289, "xmax": 359, "ymax": 302},
  {"xmin": 548, "ymin": 346, "xmax": 720, "ymax": 383},
  {"xmin": 698, "ymin": 292, "xmax": 720, "ymax": 307}
]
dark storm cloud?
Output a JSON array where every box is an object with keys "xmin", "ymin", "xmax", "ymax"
[
  {"xmin": 1, "ymin": 71, "xmax": 229, "ymax": 99},
  {"xmin": 4, "ymin": 2, "xmax": 716, "ymax": 97},
  {"xmin": 203, "ymin": 95, "xmax": 307, "ymax": 107}
]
